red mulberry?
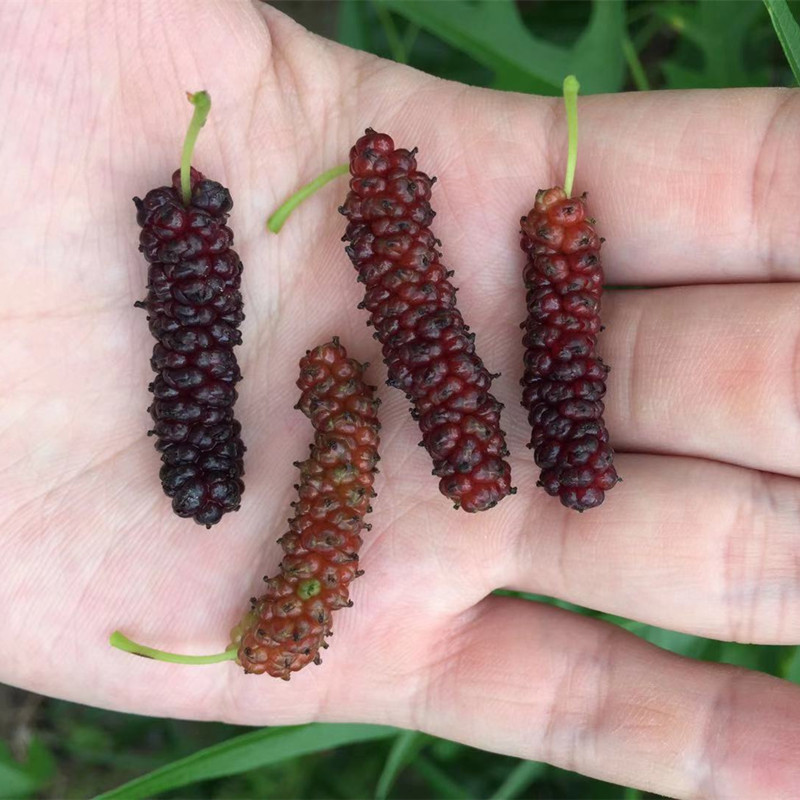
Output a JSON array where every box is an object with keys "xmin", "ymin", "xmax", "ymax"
[
  {"xmin": 134, "ymin": 166, "xmax": 245, "ymax": 527},
  {"xmin": 229, "ymin": 339, "xmax": 381, "ymax": 679},
  {"xmin": 519, "ymin": 187, "xmax": 619, "ymax": 510},
  {"xmin": 340, "ymin": 129, "xmax": 513, "ymax": 513}
]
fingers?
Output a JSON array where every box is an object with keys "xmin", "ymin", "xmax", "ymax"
[
  {"xmin": 501, "ymin": 453, "xmax": 800, "ymax": 645},
  {"xmin": 490, "ymin": 281, "xmax": 800, "ymax": 641},
  {"xmin": 483, "ymin": 281, "xmax": 800, "ymax": 480},
  {"xmin": 257, "ymin": 5, "xmax": 800, "ymax": 287},
  {"xmin": 346, "ymin": 70, "xmax": 800, "ymax": 286},
  {"xmin": 600, "ymin": 283, "xmax": 800, "ymax": 476},
  {"xmin": 543, "ymin": 88, "xmax": 800, "ymax": 285},
  {"xmin": 389, "ymin": 596, "xmax": 800, "ymax": 799}
]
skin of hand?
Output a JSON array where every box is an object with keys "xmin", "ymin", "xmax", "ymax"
[{"xmin": 2, "ymin": 1, "xmax": 800, "ymax": 796}]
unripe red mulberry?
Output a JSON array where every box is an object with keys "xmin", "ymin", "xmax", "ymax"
[
  {"xmin": 340, "ymin": 129, "xmax": 513, "ymax": 512},
  {"xmin": 134, "ymin": 167, "xmax": 245, "ymax": 527},
  {"xmin": 230, "ymin": 339, "xmax": 381, "ymax": 679},
  {"xmin": 520, "ymin": 187, "xmax": 619, "ymax": 511}
]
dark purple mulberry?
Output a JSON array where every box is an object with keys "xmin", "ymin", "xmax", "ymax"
[
  {"xmin": 520, "ymin": 187, "xmax": 619, "ymax": 511},
  {"xmin": 134, "ymin": 167, "xmax": 245, "ymax": 527},
  {"xmin": 340, "ymin": 129, "xmax": 513, "ymax": 513}
]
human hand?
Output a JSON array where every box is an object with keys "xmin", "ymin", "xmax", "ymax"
[{"xmin": 2, "ymin": 2, "xmax": 800, "ymax": 796}]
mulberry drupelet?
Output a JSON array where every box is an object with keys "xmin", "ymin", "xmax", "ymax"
[
  {"xmin": 519, "ymin": 77, "xmax": 619, "ymax": 511},
  {"xmin": 134, "ymin": 92, "xmax": 245, "ymax": 527},
  {"xmin": 340, "ymin": 129, "xmax": 514, "ymax": 512},
  {"xmin": 230, "ymin": 339, "xmax": 381, "ymax": 678}
]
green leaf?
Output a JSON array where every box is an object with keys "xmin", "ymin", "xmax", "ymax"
[
  {"xmin": 375, "ymin": 730, "xmax": 429, "ymax": 799},
  {"xmin": 95, "ymin": 723, "xmax": 397, "ymax": 800},
  {"xmin": 661, "ymin": 60, "xmax": 714, "ymax": 89},
  {"xmin": 489, "ymin": 759, "xmax": 547, "ymax": 800},
  {"xmin": 67, "ymin": 723, "xmax": 114, "ymax": 756},
  {"xmin": 765, "ymin": 0, "xmax": 800, "ymax": 83},
  {"xmin": 429, "ymin": 736, "xmax": 465, "ymax": 762},
  {"xmin": 622, "ymin": 34, "xmax": 650, "ymax": 91},
  {"xmin": 602, "ymin": 615, "xmax": 715, "ymax": 661},
  {"xmin": 338, "ymin": 0, "xmax": 372, "ymax": 51},
  {"xmin": 0, "ymin": 738, "xmax": 55, "ymax": 800},
  {"xmin": 414, "ymin": 756, "xmax": 472, "ymax": 800},
  {"xmin": 568, "ymin": 0, "xmax": 626, "ymax": 93},
  {"xmin": 657, "ymin": 0, "xmax": 769, "ymax": 88},
  {"xmin": 382, "ymin": 0, "xmax": 558, "ymax": 93},
  {"xmin": 382, "ymin": 0, "xmax": 624, "ymax": 94},
  {"xmin": 372, "ymin": 0, "xmax": 410, "ymax": 64},
  {"xmin": 781, "ymin": 645, "xmax": 800, "ymax": 682},
  {"xmin": 716, "ymin": 641, "xmax": 771, "ymax": 671}
]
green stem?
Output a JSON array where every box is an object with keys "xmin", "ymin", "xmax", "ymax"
[
  {"xmin": 402, "ymin": 22, "xmax": 420, "ymax": 58},
  {"xmin": 632, "ymin": 13, "xmax": 664, "ymax": 52},
  {"xmin": 562, "ymin": 75, "xmax": 580, "ymax": 197},
  {"xmin": 109, "ymin": 630, "xmax": 237, "ymax": 666},
  {"xmin": 180, "ymin": 91, "xmax": 212, "ymax": 205},
  {"xmin": 267, "ymin": 163, "xmax": 349, "ymax": 233},
  {"xmin": 622, "ymin": 35, "xmax": 650, "ymax": 92},
  {"xmin": 372, "ymin": 0, "xmax": 407, "ymax": 64}
]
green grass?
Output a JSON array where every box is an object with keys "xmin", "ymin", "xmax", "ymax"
[{"xmin": 3, "ymin": 1, "xmax": 799, "ymax": 797}]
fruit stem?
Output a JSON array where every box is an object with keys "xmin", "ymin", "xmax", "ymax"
[
  {"xmin": 562, "ymin": 75, "xmax": 580, "ymax": 198},
  {"xmin": 180, "ymin": 91, "xmax": 212, "ymax": 205},
  {"xmin": 267, "ymin": 163, "xmax": 349, "ymax": 233},
  {"xmin": 109, "ymin": 630, "xmax": 237, "ymax": 665}
]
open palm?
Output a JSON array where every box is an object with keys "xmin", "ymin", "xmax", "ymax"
[{"xmin": 3, "ymin": 2, "xmax": 800, "ymax": 796}]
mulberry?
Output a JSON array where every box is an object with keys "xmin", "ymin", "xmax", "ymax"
[
  {"xmin": 519, "ymin": 77, "xmax": 619, "ymax": 511},
  {"xmin": 230, "ymin": 339, "xmax": 381, "ymax": 679},
  {"xmin": 340, "ymin": 129, "xmax": 513, "ymax": 513},
  {"xmin": 134, "ymin": 92, "xmax": 245, "ymax": 527}
]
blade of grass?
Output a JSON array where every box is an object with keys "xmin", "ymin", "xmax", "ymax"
[
  {"xmin": 338, "ymin": 0, "xmax": 372, "ymax": 50},
  {"xmin": 402, "ymin": 21, "xmax": 420, "ymax": 58},
  {"xmin": 414, "ymin": 756, "xmax": 472, "ymax": 800},
  {"xmin": 764, "ymin": 0, "xmax": 800, "ymax": 83},
  {"xmin": 94, "ymin": 723, "xmax": 396, "ymax": 800},
  {"xmin": 782, "ymin": 645, "xmax": 800, "ymax": 683},
  {"xmin": 372, "ymin": 0, "xmax": 408, "ymax": 63},
  {"xmin": 374, "ymin": 730, "xmax": 429, "ymax": 799},
  {"xmin": 626, "ymin": 5, "xmax": 654, "ymax": 25},
  {"xmin": 632, "ymin": 11, "xmax": 665, "ymax": 52},
  {"xmin": 0, "ymin": 739, "xmax": 54, "ymax": 800},
  {"xmin": 489, "ymin": 759, "xmax": 547, "ymax": 800},
  {"xmin": 622, "ymin": 34, "xmax": 651, "ymax": 90}
]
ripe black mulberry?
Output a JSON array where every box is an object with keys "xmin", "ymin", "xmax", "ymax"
[{"xmin": 134, "ymin": 166, "xmax": 245, "ymax": 527}]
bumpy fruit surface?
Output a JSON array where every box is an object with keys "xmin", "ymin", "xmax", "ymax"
[
  {"xmin": 520, "ymin": 187, "xmax": 619, "ymax": 511},
  {"xmin": 230, "ymin": 339, "xmax": 380, "ymax": 679},
  {"xmin": 340, "ymin": 129, "xmax": 513, "ymax": 512},
  {"xmin": 134, "ymin": 167, "xmax": 245, "ymax": 527}
]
